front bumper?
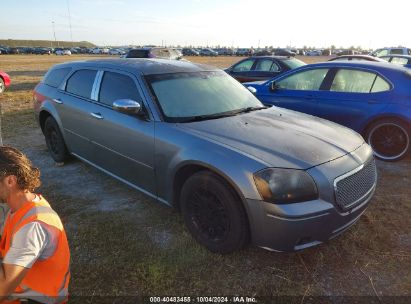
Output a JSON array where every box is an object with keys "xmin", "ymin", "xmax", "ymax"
[
  {"xmin": 245, "ymin": 143, "xmax": 376, "ymax": 252},
  {"xmin": 246, "ymin": 191, "xmax": 373, "ymax": 252}
]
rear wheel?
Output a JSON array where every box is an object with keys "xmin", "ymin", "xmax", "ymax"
[
  {"xmin": 366, "ymin": 119, "xmax": 410, "ymax": 161},
  {"xmin": 44, "ymin": 117, "xmax": 70, "ymax": 163},
  {"xmin": 180, "ymin": 171, "xmax": 249, "ymax": 254}
]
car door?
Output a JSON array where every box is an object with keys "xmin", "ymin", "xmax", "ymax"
[
  {"xmin": 257, "ymin": 68, "xmax": 331, "ymax": 115},
  {"xmin": 88, "ymin": 70, "xmax": 156, "ymax": 194},
  {"xmin": 54, "ymin": 68, "xmax": 99, "ymax": 160},
  {"xmin": 247, "ymin": 58, "xmax": 282, "ymax": 81},
  {"xmin": 228, "ymin": 58, "xmax": 257, "ymax": 82},
  {"xmin": 316, "ymin": 68, "xmax": 391, "ymax": 132}
]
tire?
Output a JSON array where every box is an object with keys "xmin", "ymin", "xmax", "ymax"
[
  {"xmin": 180, "ymin": 171, "xmax": 249, "ymax": 254},
  {"xmin": 44, "ymin": 117, "xmax": 71, "ymax": 163},
  {"xmin": 0, "ymin": 77, "xmax": 5, "ymax": 93},
  {"xmin": 365, "ymin": 119, "xmax": 410, "ymax": 161}
]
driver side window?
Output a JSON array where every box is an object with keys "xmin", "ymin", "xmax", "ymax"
[
  {"xmin": 277, "ymin": 69, "xmax": 329, "ymax": 91},
  {"xmin": 98, "ymin": 72, "xmax": 142, "ymax": 106}
]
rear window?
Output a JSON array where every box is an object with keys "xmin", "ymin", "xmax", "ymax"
[
  {"xmin": 283, "ymin": 58, "xmax": 306, "ymax": 69},
  {"xmin": 126, "ymin": 49, "xmax": 150, "ymax": 58},
  {"xmin": 66, "ymin": 69, "xmax": 97, "ymax": 99},
  {"xmin": 43, "ymin": 67, "xmax": 71, "ymax": 88}
]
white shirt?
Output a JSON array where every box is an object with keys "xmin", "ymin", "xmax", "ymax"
[{"xmin": 2, "ymin": 195, "xmax": 58, "ymax": 268}]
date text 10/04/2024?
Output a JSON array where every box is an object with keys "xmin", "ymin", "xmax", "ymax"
[{"xmin": 149, "ymin": 296, "xmax": 257, "ymax": 303}]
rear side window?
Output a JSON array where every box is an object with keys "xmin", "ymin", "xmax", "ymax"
[
  {"xmin": 66, "ymin": 69, "xmax": 97, "ymax": 99},
  {"xmin": 98, "ymin": 72, "xmax": 141, "ymax": 106},
  {"xmin": 255, "ymin": 59, "xmax": 280, "ymax": 72},
  {"xmin": 331, "ymin": 69, "xmax": 390, "ymax": 93},
  {"xmin": 43, "ymin": 67, "xmax": 71, "ymax": 88},
  {"xmin": 371, "ymin": 76, "xmax": 390, "ymax": 92}
]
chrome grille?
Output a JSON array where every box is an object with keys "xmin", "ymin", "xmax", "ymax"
[{"xmin": 334, "ymin": 160, "xmax": 377, "ymax": 210}]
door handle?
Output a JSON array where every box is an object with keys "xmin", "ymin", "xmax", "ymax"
[
  {"xmin": 52, "ymin": 98, "xmax": 63, "ymax": 104},
  {"xmin": 90, "ymin": 112, "xmax": 104, "ymax": 119},
  {"xmin": 368, "ymin": 100, "xmax": 378, "ymax": 104}
]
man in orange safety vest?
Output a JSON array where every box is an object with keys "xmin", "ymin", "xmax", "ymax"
[{"xmin": 0, "ymin": 146, "xmax": 70, "ymax": 304}]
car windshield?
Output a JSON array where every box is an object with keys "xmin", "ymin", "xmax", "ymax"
[
  {"xmin": 283, "ymin": 58, "xmax": 306, "ymax": 69},
  {"xmin": 145, "ymin": 71, "xmax": 264, "ymax": 122}
]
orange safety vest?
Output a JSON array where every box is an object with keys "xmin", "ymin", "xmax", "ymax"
[{"xmin": 0, "ymin": 195, "xmax": 70, "ymax": 304}]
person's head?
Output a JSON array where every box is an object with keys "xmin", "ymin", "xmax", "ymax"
[{"xmin": 0, "ymin": 146, "xmax": 41, "ymax": 201}]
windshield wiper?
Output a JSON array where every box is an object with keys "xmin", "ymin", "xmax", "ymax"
[
  {"xmin": 233, "ymin": 105, "xmax": 270, "ymax": 114},
  {"xmin": 178, "ymin": 106, "xmax": 270, "ymax": 123},
  {"xmin": 179, "ymin": 112, "xmax": 238, "ymax": 123}
]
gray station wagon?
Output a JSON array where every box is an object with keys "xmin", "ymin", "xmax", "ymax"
[{"xmin": 34, "ymin": 59, "xmax": 377, "ymax": 253}]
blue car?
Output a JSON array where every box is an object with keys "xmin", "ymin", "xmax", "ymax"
[{"xmin": 245, "ymin": 61, "xmax": 411, "ymax": 161}]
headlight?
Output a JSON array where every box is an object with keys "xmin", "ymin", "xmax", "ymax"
[{"xmin": 253, "ymin": 168, "xmax": 318, "ymax": 204}]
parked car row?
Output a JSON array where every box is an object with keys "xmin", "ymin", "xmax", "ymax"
[{"xmin": 34, "ymin": 58, "xmax": 379, "ymax": 254}]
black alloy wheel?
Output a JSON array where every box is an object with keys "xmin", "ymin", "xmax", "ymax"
[
  {"xmin": 367, "ymin": 120, "xmax": 410, "ymax": 161},
  {"xmin": 180, "ymin": 171, "xmax": 249, "ymax": 254}
]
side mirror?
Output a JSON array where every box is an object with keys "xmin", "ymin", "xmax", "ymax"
[
  {"xmin": 270, "ymin": 81, "xmax": 280, "ymax": 91},
  {"xmin": 247, "ymin": 86, "xmax": 257, "ymax": 94},
  {"xmin": 113, "ymin": 99, "xmax": 142, "ymax": 115}
]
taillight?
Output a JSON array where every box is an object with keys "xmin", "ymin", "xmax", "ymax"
[{"xmin": 33, "ymin": 86, "xmax": 46, "ymax": 104}]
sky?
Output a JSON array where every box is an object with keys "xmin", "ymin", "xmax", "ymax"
[{"xmin": 1, "ymin": 0, "xmax": 410, "ymax": 49}]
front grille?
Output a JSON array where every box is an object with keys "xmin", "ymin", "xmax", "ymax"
[{"xmin": 334, "ymin": 160, "xmax": 377, "ymax": 210}]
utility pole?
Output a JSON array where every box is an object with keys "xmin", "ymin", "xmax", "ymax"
[
  {"xmin": 52, "ymin": 21, "xmax": 57, "ymax": 48},
  {"xmin": 67, "ymin": 0, "xmax": 74, "ymax": 46}
]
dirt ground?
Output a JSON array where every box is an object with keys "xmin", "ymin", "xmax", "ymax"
[{"xmin": 0, "ymin": 55, "xmax": 410, "ymax": 301}]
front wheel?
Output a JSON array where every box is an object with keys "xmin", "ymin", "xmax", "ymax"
[
  {"xmin": 366, "ymin": 119, "xmax": 410, "ymax": 161},
  {"xmin": 180, "ymin": 171, "xmax": 249, "ymax": 254}
]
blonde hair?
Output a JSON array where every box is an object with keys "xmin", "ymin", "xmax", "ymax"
[{"xmin": 0, "ymin": 146, "xmax": 41, "ymax": 191}]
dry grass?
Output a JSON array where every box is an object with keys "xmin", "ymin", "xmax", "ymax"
[{"xmin": 0, "ymin": 55, "xmax": 410, "ymax": 299}]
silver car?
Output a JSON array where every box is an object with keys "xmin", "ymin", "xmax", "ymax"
[{"xmin": 34, "ymin": 59, "xmax": 377, "ymax": 253}]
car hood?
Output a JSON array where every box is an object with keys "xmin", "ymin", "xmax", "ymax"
[{"xmin": 178, "ymin": 107, "xmax": 364, "ymax": 169}]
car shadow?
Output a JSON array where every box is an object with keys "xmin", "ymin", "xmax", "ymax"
[
  {"xmin": 8, "ymin": 70, "xmax": 47, "ymax": 77},
  {"xmin": 8, "ymin": 81, "xmax": 39, "ymax": 92}
]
